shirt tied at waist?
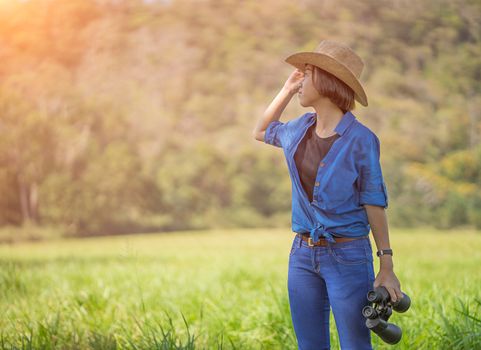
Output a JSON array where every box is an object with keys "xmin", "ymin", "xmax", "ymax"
[{"xmin": 310, "ymin": 222, "xmax": 337, "ymax": 244}]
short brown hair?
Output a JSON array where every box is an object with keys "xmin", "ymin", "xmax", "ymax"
[{"xmin": 307, "ymin": 64, "xmax": 356, "ymax": 113}]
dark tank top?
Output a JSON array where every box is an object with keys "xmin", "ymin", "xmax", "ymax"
[{"xmin": 294, "ymin": 121, "xmax": 340, "ymax": 202}]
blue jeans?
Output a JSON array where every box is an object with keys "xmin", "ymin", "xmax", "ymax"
[{"xmin": 287, "ymin": 233, "xmax": 375, "ymax": 350}]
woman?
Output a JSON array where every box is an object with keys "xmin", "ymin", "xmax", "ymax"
[{"xmin": 253, "ymin": 40, "xmax": 403, "ymax": 349}]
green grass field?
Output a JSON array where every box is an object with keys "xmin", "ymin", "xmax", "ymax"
[{"xmin": 1, "ymin": 228, "xmax": 480, "ymax": 349}]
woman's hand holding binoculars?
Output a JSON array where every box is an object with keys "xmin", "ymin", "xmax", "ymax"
[{"xmin": 374, "ymin": 267, "xmax": 403, "ymax": 303}]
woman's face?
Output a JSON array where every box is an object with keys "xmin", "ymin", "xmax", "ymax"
[{"xmin": 298, "ymin": 64, "xmax": 321, "ymax": 107}]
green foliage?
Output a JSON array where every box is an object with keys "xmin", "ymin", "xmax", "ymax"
[
  {"xmin": 434, "ymin": 297, "xmax": 481, "ymax": 349},
  {"xmin": 0, "ymin": 0, "xmax": 480, "ymax": 238},
  {"xmin": 0, "ymin": 228, "xmax": 480, "ymax": 349},
  {"xmin": 467, "ymin": 192, "xmax": 481, "ymax": 230},
  {"xmin": 434, "ymin": 192, "xmax": 470, "ymax": 229}
]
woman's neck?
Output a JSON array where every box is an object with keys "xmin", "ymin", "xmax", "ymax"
[{"xmin": 312, "ymin": 98, "xmax": 345, "ymax": 137}]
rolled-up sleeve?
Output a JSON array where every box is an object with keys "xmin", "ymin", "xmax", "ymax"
[
  {"xmin": 358, "ymin": 133, "xmax": 389, "ymax": 208},
  {"xmin": 264, "ymin": 120, "xmax": 288, "ymax": 148}
]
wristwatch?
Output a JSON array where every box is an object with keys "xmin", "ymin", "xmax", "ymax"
[{"xmin": 376, "ymin": 249, "xmax": 393, "ymax": 257}]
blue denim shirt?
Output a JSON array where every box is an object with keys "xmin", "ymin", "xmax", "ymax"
[{"xmin": 264, "ymin": 111, "xmax": 388, "ymax": 243}]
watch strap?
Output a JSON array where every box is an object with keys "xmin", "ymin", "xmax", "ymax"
[{"xmin": 376, "ymin": 249, "xmax": 393, "ymax": 257}]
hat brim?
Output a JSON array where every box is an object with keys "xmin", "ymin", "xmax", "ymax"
[{"xmin": 285, "ymin": 52, "xmax": 368, "ymax": 107}]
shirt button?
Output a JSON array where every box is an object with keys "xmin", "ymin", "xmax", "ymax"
[
  {"xmin": 314, "ymin": 181, "xmax": 320, "ymax": 186},
  {"xmin": 319, "ymin": 162, "xmax": 325, "ymax": 167}
]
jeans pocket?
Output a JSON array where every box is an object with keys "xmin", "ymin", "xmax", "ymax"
[{"xmin": 330, "ymin": 240, "xmax": 369, "ymax": 265}]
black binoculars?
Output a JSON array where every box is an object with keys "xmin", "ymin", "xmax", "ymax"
[{"xmin": 362, "ymin": 286, "xmax": 411, "ymax": 344}]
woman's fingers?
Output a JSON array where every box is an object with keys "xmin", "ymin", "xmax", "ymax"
[
  {"xmin": 386, "ymin": 286, "xmax": 398, "ymax": 302},
  {"xmin": 294, "ymin": 69, "xmax": 304, "ymax": 78},
  {"xmin": 389, "ymin": 285, "xmax": 405, "ymax": 303},
  {"xmin": 395, "ymin": 287, "xmax": 404, "ymax": 301},
  {"xmin": 287, "ymin": 69, "xmax": 304, "ymax": 85}
]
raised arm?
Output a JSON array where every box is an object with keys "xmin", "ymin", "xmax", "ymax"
[{"xmin": 252, "ymin": 68, "xmax": 305, "ymax": 142}]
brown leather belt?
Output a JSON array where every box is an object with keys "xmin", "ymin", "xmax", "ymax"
[{"xmin": 297, "ymin": 233, "xmax": 368, "ymax": 247}]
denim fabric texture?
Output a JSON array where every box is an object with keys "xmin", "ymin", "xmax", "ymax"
[
  {"xmin": 264, "ymin": 111, "xmax": 388, "ymax": 244},
  {"xmin": 288, "ymin": 233, "xmax": 376, "ymax": 350}
]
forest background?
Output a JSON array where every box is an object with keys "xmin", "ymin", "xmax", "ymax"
[{"xmin": 1, "ymin": 0, "xmax": 480, "ymax": 242}]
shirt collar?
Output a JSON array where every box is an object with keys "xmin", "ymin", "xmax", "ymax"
[{"xmin": 309, "ymin": 110, "xmax": 356, "ymax": 136}]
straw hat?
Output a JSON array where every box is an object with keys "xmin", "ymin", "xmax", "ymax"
[{"xmin": 285, "ymin": 40, "xmax": 368, "ymax": 106}]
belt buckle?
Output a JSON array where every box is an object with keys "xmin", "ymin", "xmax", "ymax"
[{"xmin": 308, "ymin": 237, "xmax": 315, "ymax": 247}]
